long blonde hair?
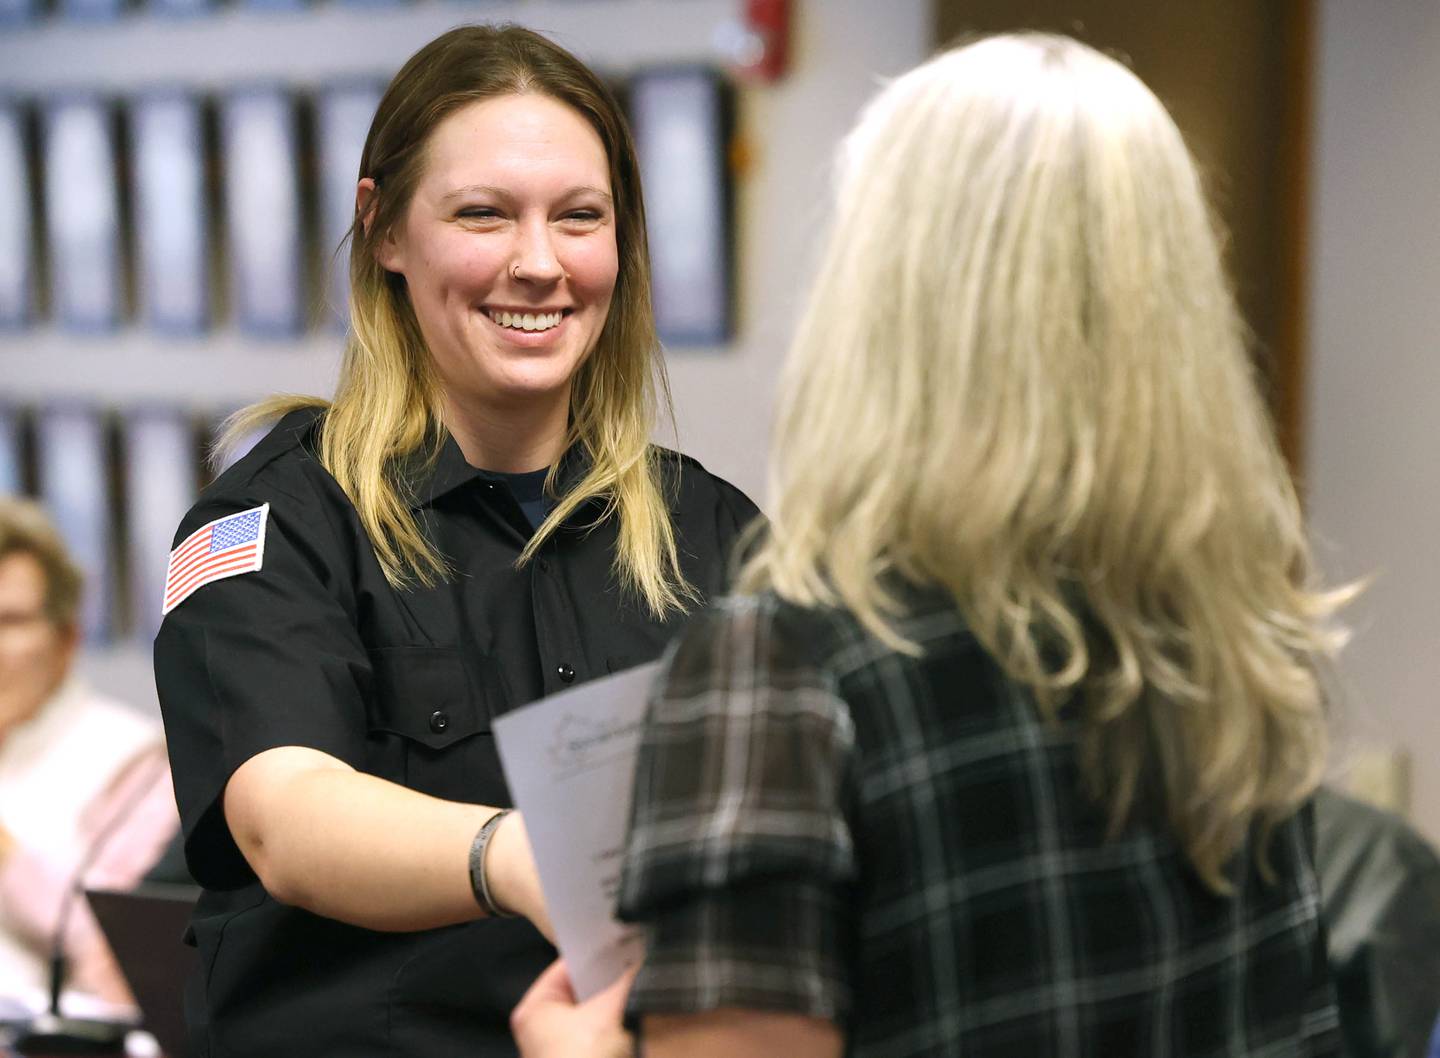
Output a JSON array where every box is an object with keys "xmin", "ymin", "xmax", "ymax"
[
  {"xmin": 229, "ymin": 26, "xmax": 694, "ymax": 618},
  {"xmin": 739, "ymin": 34, "xmax": 1351, "ymax": 892}
]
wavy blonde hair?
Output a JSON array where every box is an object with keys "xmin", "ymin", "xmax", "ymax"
[
  {"xmin": 228, "ymin": 25, "xmax": 694, "ymax": 617},
  {"xmin": 739, "ymin": 34, "xmax": 1351, "ymax": 892}
]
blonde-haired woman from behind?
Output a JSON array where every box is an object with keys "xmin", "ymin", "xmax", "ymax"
[{"xmin": 516, "ymin": 31, "xmax": 1351, "ymax": 1058}]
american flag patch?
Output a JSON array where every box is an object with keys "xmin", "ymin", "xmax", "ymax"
[{"xmin": 161, "ymin": 504, "xmax": 269, "ymax": 615}]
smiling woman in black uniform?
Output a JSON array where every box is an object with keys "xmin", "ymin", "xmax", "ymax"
[{"xmin": 153, "ymin": 25, "xmax": 758, "ymax": 1058}]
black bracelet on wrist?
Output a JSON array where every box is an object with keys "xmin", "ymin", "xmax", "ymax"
[{"xmin": 469, "ymin": 809, "xmax": 516, "ymax": 918}]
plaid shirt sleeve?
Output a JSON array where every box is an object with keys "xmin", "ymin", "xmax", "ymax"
[{"xmin": 616, "ymin": 595, "xmax": 858, "ymax": 1024}]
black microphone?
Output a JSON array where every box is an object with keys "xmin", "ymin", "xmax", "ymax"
[{"xmin": 12, "ymin": 755, "xmax": 167, "ymax": 1056}]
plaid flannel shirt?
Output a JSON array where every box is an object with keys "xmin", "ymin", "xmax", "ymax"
[{"xmin": 617, "ymin": 588, "xmax": 1340, "ymax": 1057}]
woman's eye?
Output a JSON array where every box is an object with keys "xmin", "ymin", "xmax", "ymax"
[
  {"xmin": 458, "ymin": 208, "xmax": 501, "ymax": 220},
  {"xmin": 564, "ymin": 210, "xmax": 604, "ymax": 224}
]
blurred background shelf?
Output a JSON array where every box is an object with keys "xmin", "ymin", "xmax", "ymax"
[
  {"xmin": 1, "ymin": 329, "xmax": 341, "ymax": 403},
  {"xmin": 0, "ymin": 0, "xmax": 739, "ymax": 91}
]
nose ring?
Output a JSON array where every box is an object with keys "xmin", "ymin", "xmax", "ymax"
[{"xmin": 510, "ymin": 261, "xmax": 521, "ymax": 280}]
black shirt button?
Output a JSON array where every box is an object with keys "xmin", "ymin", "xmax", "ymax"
[
  {"xmin": 557, "ymin": 664, "xmax": 576, "ymax": 684},
  {"xmin": 537, "ymin": 559, "xmax": 551, "ymax": 574},
  {"xmin": 429, "ymin": 710, "xmax": 450, "ymax": 733}
]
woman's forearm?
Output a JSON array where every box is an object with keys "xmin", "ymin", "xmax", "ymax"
[
  {"xmin": 641, "ymin": 1011, "xmax": 843, "ymax": 1058},
  {"xmin": 224, "ymin": 746, "xmax": 543, "ymax": 933}
]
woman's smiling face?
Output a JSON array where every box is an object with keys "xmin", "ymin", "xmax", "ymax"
[{"xmin": 378, "ymin": 93, "xmax": 619, "ymax": 411}]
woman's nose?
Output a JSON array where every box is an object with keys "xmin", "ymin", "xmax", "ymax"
[{"xmin": 509, "ymin": 220, "xmax": 565, "ymax": 284}]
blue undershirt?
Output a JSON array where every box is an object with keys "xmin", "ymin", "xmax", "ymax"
[{"xmin": 487, "ymin": 467, "xmax": 553, "ymax": 530}]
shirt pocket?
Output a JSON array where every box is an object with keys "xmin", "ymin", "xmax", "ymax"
[{"xmin": 364, "ymin": 646, "xmax": 508, "ymax": 804}]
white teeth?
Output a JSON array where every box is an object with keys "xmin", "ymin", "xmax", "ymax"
[{"xmin": 488, "ymin": 309, "xmax": 563, "ymax": 332}]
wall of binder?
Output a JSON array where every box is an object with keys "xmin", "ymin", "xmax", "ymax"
[
  {"xmin": 0, "ymin": 77, "xmax": 734, "ymax": 344},
  {"xmin": 0, "ymin": 71, "xmax": 737, "ymax": 627},
  {"xmin": 0, "ymin": 72, "xmax": 737, "ymax": 638},
  {"xmin": 0, "ymin": 403, "xmax": 229, "ymax": 642}
]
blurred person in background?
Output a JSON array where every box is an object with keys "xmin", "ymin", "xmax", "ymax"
[
  {"xmin": 512, "ymin": 32, "xmax": 1350, "ymax": 1058},
  {"xmin": 0, "ymin": 497, "xmax": 177, "ymax": 1017},
  {"xmin": 155, "ymin": 23, "xmax": 756, "ymax": 1058}
]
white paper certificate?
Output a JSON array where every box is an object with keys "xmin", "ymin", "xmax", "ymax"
[{"xmin": 493, "ymin": 662, "xmax": 660, "ymax": 1000}]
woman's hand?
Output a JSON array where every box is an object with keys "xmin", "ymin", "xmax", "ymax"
[
  {"xmin": 511, "ymin": 959, "xmax": 637, "ymax": 1058},
  {"xmin": 486, "ymin": 811, "xmax": 555, "ymax": 941}
]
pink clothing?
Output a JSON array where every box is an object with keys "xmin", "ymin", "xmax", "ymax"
[{"xmin": 0, "ymin": 683, "xmax": 179, "ymax": 1012}]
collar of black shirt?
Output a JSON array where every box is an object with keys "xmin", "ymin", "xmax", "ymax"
[{"xmin": 401, "ymin": 430, "xmax": 601, "ymax": 515}]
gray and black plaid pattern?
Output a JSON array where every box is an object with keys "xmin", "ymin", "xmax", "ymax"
[{"xmin": 618, "ymin": 588, "xmax": 1340, "ymax": 1057}]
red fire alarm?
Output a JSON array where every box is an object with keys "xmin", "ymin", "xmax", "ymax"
[{"xmin": 717, "ymin": 0, "xmax": 791, "ymax": 83}]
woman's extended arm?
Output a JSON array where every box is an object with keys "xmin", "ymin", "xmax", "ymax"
[
  {"xmin": 642, "ymin": 1011, "xmax": 842, "ymax": 1058},
  {"xmin": 510, "ymin": 961, "xmax": 843, "ymax": 1058},
  {"xmin": 223, "ymin": 745, "xmax": 549, "ymax": 936}
]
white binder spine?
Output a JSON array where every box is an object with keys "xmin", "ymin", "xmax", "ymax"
[
  {"xmin": 36, "ymin": 405, "xmax": 114, "ymax": 643},
  {"xmin": 43, "ymin": 96, "xmax": 122, "ymax": 332},
  {"xmin": 316, "ymin": 82, "xmax": 382, "ymax": 331},
  {"xmin": 221, "ymin": 87, "xmax": 304, "ymax": 336},
  {"xmin": 134, "ymin": 91, "xmax": 210, "ymax": 333},
  {"xmin": 0, "ymin": 405, "xmax": 22, "ymax": 497},
  {"xmin": 0, "ymin": 101, "xmax": 33, "ymax": 329},
  {"xmin": 124, "ymin": 407, "xmax": 197, "ymax": 641}
]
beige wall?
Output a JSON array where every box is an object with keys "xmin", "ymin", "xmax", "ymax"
[
  {"xmin": 665, "ymin": 1, "xmax": 931, "ymax": 501},
  {"xmin": 1307, "ymin": 0, "xmax": 1440, "ymax": 839}
]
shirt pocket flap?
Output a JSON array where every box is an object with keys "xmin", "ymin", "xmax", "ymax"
[{"xmin": 366, "ymin": 646, "xmax": 491, "ymax": 748}]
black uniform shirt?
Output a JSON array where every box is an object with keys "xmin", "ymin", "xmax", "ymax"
[
  {"xmin": 490, "ymin": 467, "xmax": 553, "ymax": 529},
  {"xmin": 154, "ymin": 409, "xmax": 760, "ymax": 1058}
]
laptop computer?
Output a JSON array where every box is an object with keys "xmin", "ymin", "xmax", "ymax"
[{"xmin": 85, "ymin": 884, "xmax": 199, "ymax": 1058}]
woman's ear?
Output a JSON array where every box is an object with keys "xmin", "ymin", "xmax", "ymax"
[{"xmin": 356, "ymin": 177, "xmax": 404, "ymax": 273}]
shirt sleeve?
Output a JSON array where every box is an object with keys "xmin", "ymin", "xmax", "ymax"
[
  {"xmin": 154, "ymin": 479, "xmax": 372, "ymax": 890},
  {"xmin": 712, "ymin": 475, "xmax": 763, "ymax": 545},
  {"xmin": 616, "ymin": 595, "xmax": 857, "ymax": 1025}
]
